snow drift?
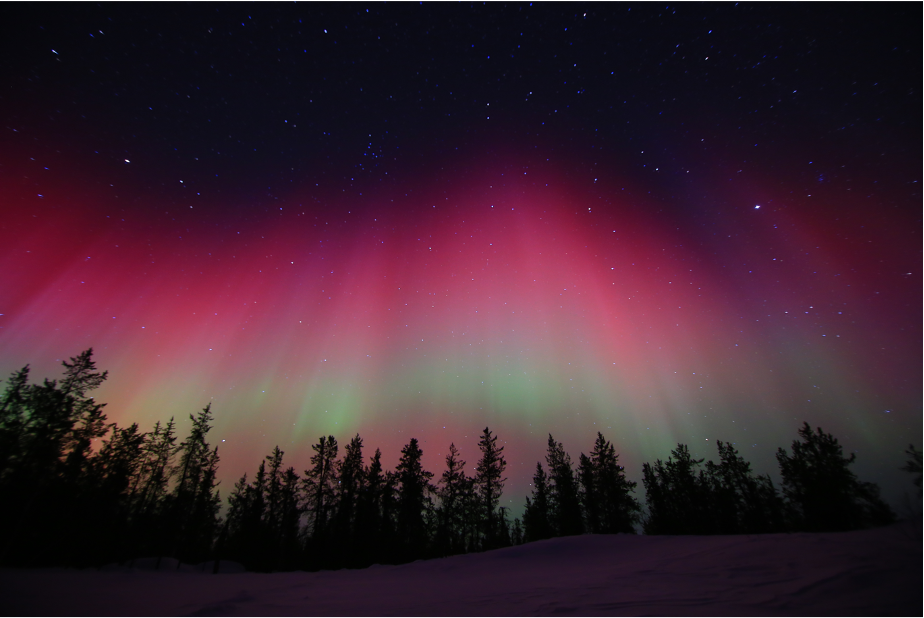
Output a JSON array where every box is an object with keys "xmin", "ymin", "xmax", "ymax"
[{"xmin": 2, "ymin": 521, "xmax": 919, "ymax": 616}]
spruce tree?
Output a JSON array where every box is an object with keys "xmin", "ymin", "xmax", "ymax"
[
  {"xmin": 642, "ymin": 444, "xmax": 713, "ymax": 534},
  {"xmin": 185, "ymin": 445, "xmax": 222, "ymax": 564},
  {"xmin": 460, "ymin": 473, "xmax": 479, "ymax": 553},
  {"xmin": 435, "ymin": 443, "xmax": 468, "ymax": 556},
  {"xmin": 776, "ymin": 422, "xmax": 895, "ymax": 532},
  {"xmin": 475, "ymin": 427, "xmax": 508, "ymax": 550},
  {"xmin": 127, "ymin": 418, "xmax": 177, "ymax": 559},
  {"xmin": 579, "ymin": 432, "xmax": 640, "ymax": 534},
  {"xmin": 355, "ymin": 447, "xmax": 388, "ymax": 565},
  {"xmin": 394, "ymin": 438, "xmax": 433, "ymax": 561},
  {"xmin": 704, "ymin": 440, "xmax": 784, "ymax": 534},
  {"xmin": 380, "ymin": 469, "xmax": 400, "ymax": 561},
  {"xmin": 0, "ymin": 350, "xmax": 111, "ymax": 566},
  {"xmin": 332, "ymin": 434, "xmax": 365, "ymax": 567},
  {"xmin": 510, "ymin": 517, "xmax": 524, "ymax": 545},
  {"xmin": 265, "ymin": 447, "xmax": 285, "ymax": 537},
  {"xmin": 130, "ymin": 418, "xmax": 178, "ymax": 516},
  {"xmin": 902, "ymin": 444, "xmax": 922, "ymax": 498},
  {"xmin": 164, "ymin": 405, "xmax": 221, "ymax": 565},
  {"xmin": 304, "ymin": 436, "xmax": 339, "ymax": 537},
  {"xmin": 224, "ymin": 472, "xmax": 250, "ymax": 565},
  {"xmin": 545, "ymin": 434, "xmax": 583, "ymax": 536},
  {"xmin": 92, "ymin": 422, "xmax": 147, "ymax": 564},
  {"xmin": 0, "ymin": 366, "xmax": 31, "ymax": 482},
  {"xmin": 224, "ymin": 446, "xmax": 302, "ymax": 571},
  {"xmin": 522, "ymin": 461, "xmax": 552, "ymax": 542},
  {"xmin": 59, "ymin": 349, "xmax": 111, "ymax": 490},
  {"xmin": 97, "ymin": 423, "xmax": 146, "ymax": 503},
  {"xmin": 276, "ymin": 465, "xmax": 303, "ymax": 570}
]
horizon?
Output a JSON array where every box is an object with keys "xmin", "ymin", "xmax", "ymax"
[{"xmin": 1, "ymin": 3, "xmax": 919, "ymax": 518}]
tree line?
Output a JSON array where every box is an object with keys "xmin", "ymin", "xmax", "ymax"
[{"xmin": 0, "ymin": 350, "xmax": 914, "ymax": 572}]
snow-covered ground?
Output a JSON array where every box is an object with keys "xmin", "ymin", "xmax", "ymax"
[{"xmin": 2, "ymin": 521, "xmax": 920, "ymax": 616}]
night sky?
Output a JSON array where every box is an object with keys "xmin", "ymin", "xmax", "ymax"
[{"xmin": 1, "ymin": 2, "xmax": 920, "ymax": 515}]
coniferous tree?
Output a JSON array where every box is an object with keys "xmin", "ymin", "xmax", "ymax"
[
  {"xmin": 14, "ymin": 346, "xmax": 914, "ymax": 570},
  {"xmin": 776, "ymin": 422, "xmax": 894, "ymax": 532},
  {"xmin": 0, "ymin": 366, "xmax": 30, "ymax": 480},
  {"xmin": 224, "ymin": 446, "xmax": 302, "ymax": 571},
  {"xmin": 902, "ymin": 444, "xmax": 922, "ymax": 498},
  {"xmin": 60, "ymin": 392, "xmax": 109, "ymax": 487},
  {"xmin": 163, "ymin": 405, "xmax": 222, "ymax": 565},
  {"xmin": 522, "ymin": 461, "xmax": 553, "ymax": 542},
  {"xmin": 577, "ymin": 453, "xmax": 598, "ymax": 532},
  {"xmin": 185, "ymin": 444, "xmax": 222, "ymax": 564},
  {"xmin": 129, "ymin": 418, "xmax": 178, "ymax": 514},
  {"xmin": 265, "ymin": 447, "xmax": 285, "ymax": 536},
  {"xmin": 302, "ymin": 435, "xmax": 339, "ymax": 567},
  {"xmin": 97, "ymin": 423, "xmax": 146, "ymax": 504},
  {"xmin": 58, "ymin": 349, "xmax": 112, "ymax": 556},
  {"xmin": 276, "ymin": 465, "xmax": 304, "ymax": 570},
  {"xmin": 127, "ymin": 417, "xmax": 178, "ymax": 560},
  {"xmin": 578, "ymin": 432, "xmax": 641, "ymax": 534},
  {"xmin": 355, "ymin": 447, "xmax": 389, "ymax": 565},
  {"xmin": 0, "ymin": 367, "xmax": 30, "ymax": 564},
  {"xmin": 458, "ymin": 470, "xmax": 479, "ymax": 553},
  {"xmin": 642, "ymin": 444, "xmax": 713, "ymax": 534},
  {"xmin": 545, "ymin": 434, "xmax": 583, "ymax": 536},
  {"xmin": 92, "ymin": 422, "xmax": 147, "ymax": 565},
  {"xmin": 380, "ymin": 469, "xmax": 400, "ymax": 561},
  {"xmin": 510, "ymin": 517, "xmax": 524, "ymax": 545},
  {"xmin": 0, "ymin": 350, "xmax": 111, "ymax": 566},
  {"xmin": 475, "ymin": 427, "xmax": 508, "ymax": 550},
  {"xmin": 394, "ymin": 438, "xmax": 434, "ymax": 562},
  {"xmin": 225, "ymin": 470, "xmax": 260, "ymax": 569},
  {"xmin": 704, "ymin": 440, "xmax": 784, "ymax": 534},
  {"xmin": 332, "ymin": 434, "xmax": 365, "ymax": 567},
  {"xmin": 435, "ymin": 443, "xmax": 468, "ymax": 556}
]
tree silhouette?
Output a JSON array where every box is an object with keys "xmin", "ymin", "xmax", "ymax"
[
  {"xmin": 523, "ymin": 461, "xmax": 552, "ymax": 542},
  {"xmin": 0, "ymin": 366, "xmax": 30, "ymax": 481},
  {"xmin": 1, "ymin": 349, "xmax": 914, "ymax": 571},
  {"xmin": 355, "ymin": 447, "xmax": 388, "ymax": 566},
  {"xmin": 578, "ymin": 432, "xmax": 640, "ymax": 534},
  {"xmin": 642, "ymin": 444, "xmax": 713, "ymax": 534},
  {"xmin": 777, "ymin": 422, "xmax": 895, "ymax": 532},
  {"xmin": 901, "ymin": 444, "xmax": 921, "ymax": 498},
  {"xmin": 394, "ymin": 438, "xmax": 434, "ymax": 562},
  {"xmin": 546, "ymin": 434, "xmax": 583, "ymax": 537},
  {"xmin": 162, "ymin": 405, "xmax": 222, "ymax": 565},
  {"xmin": 332, "ymin": 435, "xmax": 365, "ymax": 567},
  {"xmin": 224, "ymin": 446, "xmax": 303, "ymax": 571},
  {"xmin": 510, "ymin": 517, "xmax": 524, "ymax": 545},
  {"xmin": 276, "ymin": 465, "xmax": 303, "ymax": 569},
  {"xmin": 704, "ymin": 440, "xmax": 784, "ymax": 534},
  {"xmin": 225, "ymin": 468, "xmax": 265, "ymax": 569},
  {"xmin": 59, "ymin": 351, "xmax": 110, "ymax": 487},
  {"xmin": 457, "ymin": 466, "xmax": 479, "ymax": 553},
  {"xmin": 127, "ymin": 417, "xmax": 177, "ymax": 560},
  {"xmin": 304, "ymin": 436, "xmax": 339, "ymax": 536},
  {"xmin": 92, "ymin": 422, "xmax": 147, "ymax": 565},
  {"xmin": 475, "ymin": 427, "xmax": 508, "ymax": 550},
  {"xmin": 435, "ymin": 442, "xmax": 468, "ymax": 556},
  {"xmin": 234, "ymin": 449, "xmax": 273, "ymax": 571},
  {"xmin": 265, "ymin": 447, "xmax": 285, "ymax": 540},
  {"xmin": 0, "ymin": 350, "xmax": 113, "ymax": 566}
]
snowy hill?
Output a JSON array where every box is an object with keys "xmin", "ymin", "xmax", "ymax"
[{"xmin": 2, "ymin": 521, "xmax": 920, "ymax": 616}]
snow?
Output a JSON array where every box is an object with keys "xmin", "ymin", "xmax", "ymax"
[{"xmin": 2, "ymin": 521, "xmax": 919, "ymax": 616}]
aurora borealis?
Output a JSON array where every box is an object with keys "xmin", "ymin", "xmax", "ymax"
[{"xmin": 1, "ymin": 3, "xmax": 920, "ymax": 513}]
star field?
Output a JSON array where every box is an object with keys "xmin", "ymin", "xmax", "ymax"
[{"xmin": 0, "ymin": 3, "xmax": 919, "ymax": 513}]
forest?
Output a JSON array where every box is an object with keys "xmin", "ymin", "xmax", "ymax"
[{"xmin": 0, "ymin": 349, "xmax": 917, "ymax": 572}]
